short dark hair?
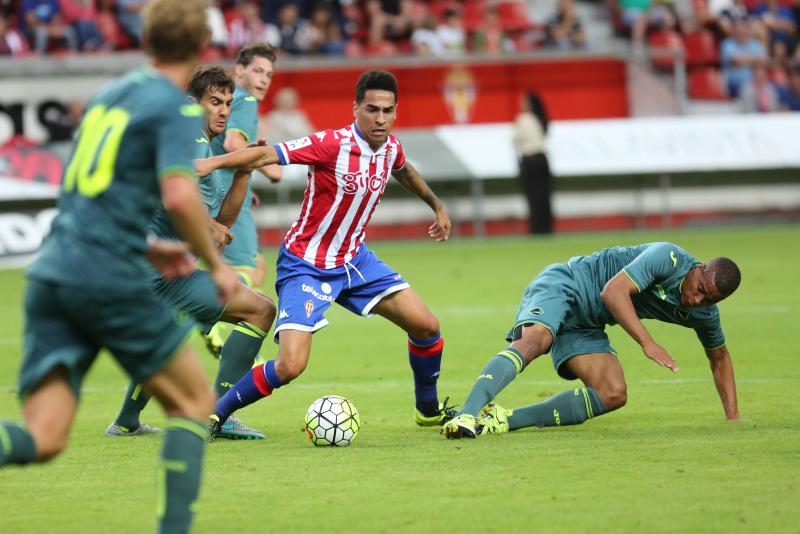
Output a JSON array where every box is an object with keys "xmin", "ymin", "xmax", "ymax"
[
  {"xmin": 188, "ymin": 65, "xmax": 234, "ymax": 100},
  {"xmin": 355, "ymin": 70, "xmax": 398, "ymax": 104},
  {"xmin": 707, "ymin": 257, "xmax": 741, "ymax": 299},
  {"xmin": 235, "ymin": 43, "xmax": 277, "ymax": 67}
]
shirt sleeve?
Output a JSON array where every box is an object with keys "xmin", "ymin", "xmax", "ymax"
[
  {"xmin": 392, "ymin": 138, "xmax": 407, "ymax": 170},
  {"xmin": 621, "ymin": 242, "xmax": 680, "ymax": 292},
  {"xmin": 226, "ymin": 93, "xmax": 259, "ymax": 143},
  {"xmin": 694, "ymin": 307, "xmax": 726, "ymax": 350},
  {"xmin": 156, "ymin": 100, "xmax": 204, "ymax": 181},
  {"xmin": 275, "ymin": 129, "xmax": 336, "ymax": 166}
]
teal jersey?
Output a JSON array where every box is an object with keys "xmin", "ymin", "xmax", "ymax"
[
  {"xmin": 150, "ymin": 131, "xmax": 227, "ymax": 240},
  {"xmin": 211, "ymin": 85, "xmax": 258, "ymax": 194},
  {"xmin": 566, "ymin": 242, "xmax": 725, "ymax": 349},
  {"xmin": 28, "ymin": 68, "xmax": 203, "ymax": 293}
]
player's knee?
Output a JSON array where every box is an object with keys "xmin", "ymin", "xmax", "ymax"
[
  {"xmin": 30, "ymin": 430, "xmax": 68, "ymax": 462},
  {"xmin": 513, "ymin": 330, "xmax": 551, "ymax": 364},
  {"xmin": 598, "ymin": 383, "xmax": 627, "ymax": 411},
  {"xmin": 407, "ymin": 314, "xmax": 439, "ymax": 340}
]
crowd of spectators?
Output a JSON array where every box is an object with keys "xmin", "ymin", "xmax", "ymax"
[
  {"xmin": 609, "ymin": 0, "xmax": 800, "ymax": 110},
  {"xmin": 0, "ymin": 0, "xmax": 591, "ymax": 59}
]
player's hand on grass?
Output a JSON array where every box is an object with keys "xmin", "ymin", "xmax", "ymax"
[
  {"xmin": 643, "ymin": 341, "xmax": 679, "ymax": 372},
  {"xmin": 146, "ymin": 239, "xmax": 196, "ymax": 279},
  {"xmin": 209, "ymin": 220, "xmax": 233, "ymax": 252},
  {"xmin": 210, "ymin": 263, "xmax": 239, "ymax": 302},
  {"xmin": 429, "ymin": 207, "xmax": 451, "ymax": 242}
]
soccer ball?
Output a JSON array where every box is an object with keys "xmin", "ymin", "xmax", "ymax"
[{"xmin": 304, "ymin": 395, "xmax": 361, "ymax": 447}]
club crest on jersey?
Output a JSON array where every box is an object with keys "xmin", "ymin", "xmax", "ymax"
[
  {"xmin": 286, "ymin": 137, "xmax": 312, "ymax": 151},
  {"xmin": 304, "ymin": 300, "xmax": 315, "ymax": 318},
  {"xmin": 673, "ymin": 307, "xmax": 689, "ymax": 321}
]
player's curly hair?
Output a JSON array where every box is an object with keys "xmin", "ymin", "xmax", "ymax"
[
  {"xmin": 355, "ymin": 70, "xmax": 398, "ymax": 104},
  {"xmin": 188, "ymin": 65, "xmax": 234, "ymax": 100},
  {"xmin": 236, "ymin": 43, "xmax": 277, "ymax": 67},
  {"xmin": 707, "ymin": 257, "xmax": 741, "ymax": 298},
  {"xmin": 142, "ymin": 0, "xmax": 210, "ymax": 63}
]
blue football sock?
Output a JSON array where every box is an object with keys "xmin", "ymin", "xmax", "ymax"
[
  {"xmin": 408, "ymin": 333, "xmax": 444, "ymax": 415},
  {"xmin": 214, "ymin": 360, "xmax": 282, "ymax": 420}
]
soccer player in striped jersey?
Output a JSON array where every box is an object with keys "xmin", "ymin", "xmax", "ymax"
[
  {"xmin": 0, "ymin": 1, "xmax": 239, "ymax": 531},
  {"xmin": 202, "ymin": 70, "xmax": 456, "ymax": 437}
]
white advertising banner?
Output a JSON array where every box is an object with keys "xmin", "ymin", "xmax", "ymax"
[{"xmin": 436, "ymin": 114, "xmax": 800, "ymax": 177}]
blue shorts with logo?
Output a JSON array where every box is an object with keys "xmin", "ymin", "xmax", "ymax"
[{"xmin": 273, "ymin": 244, "xmax": 409, "ymax": 342}]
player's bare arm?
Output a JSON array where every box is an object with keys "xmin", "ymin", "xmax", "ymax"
[
  {"xmin": 216, "ymin": 170, "xmax": 251, "ymax": 227},
  {"xmin": 208, "ymin": 216, "xmax": 233, "ymax": 252},
  {"xmin": 391, "ymin": 161, "xmax": 451, "ymax": 242},
  {"xmin": 705, "ymin": 344, "xmax": 740, "ymax": 420},
  {"xmin": 161, "ymin": 173, "xmax": 238, "ymax": 301},
  {"xmin": 225, "ymin": 129, "xmax": 281, "ymax": 183},
  {"xmin": 601, "ymin": 272, "xmax": 679, "ymax": 372},
  {"xmin": 195, "ymin": 145, "xmax": 279, "ymax": 176},
  {"xmin": 146, "ymin": 238, "xmax": 196, "ymax": 279}
]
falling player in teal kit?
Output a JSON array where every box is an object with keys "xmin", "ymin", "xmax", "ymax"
[
  {"xmin": 0, "ymin": 1, "xmax": 240, "ymax": 532},
  {"xmin": 442, "ymin": 242, "xmax": 742, "ymax": 439},
  {"xmin": 106, "ymin": 65, "xmax": 276, "ymax": 441}
]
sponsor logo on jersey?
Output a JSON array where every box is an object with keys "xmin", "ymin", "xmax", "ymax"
[
  {"xmin": 655, "ymin": 284, "xmax": 667, "ymax": 301},
  {"xmin": 320, "ymin": 282, "xmax": 332, "ymax": 294},
  {"xmin": 304, "ymin": 299, "xmax": 315, "ymax": 318},
  {"xmin": 286, "ymin": 136, "xmax": 312, "ymax": 151},
  {"xmin": 302, "ymin": 283, "xmax": 334, "ymax": 302},
  {"xmin": 670, "ymin": 250, "xmax": 677, "ymax": 267},
  {"xmin": 180, "ymin": 103, "xmax": 204, "ymax": 117},
  {"xmin": 340, "ymin": 170, "xmax": 388, "ymax": 195}
]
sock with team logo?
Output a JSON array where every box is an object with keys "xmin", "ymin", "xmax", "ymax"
[
  {"xmin": 506, "ymin": 387, "xmax": 607, "ymax": 429},
  {"xmin": 214, "ymin": 359, "xmax": 283, "ymax": 420},
  {"xmin": 460, "ymin": 348, "xmax": 526, "ymax": 417},
  {"xmin": 0, "ymin": 421, "xmax": 37, "ymax": 466},
  {"xmin": 157, "ymin": 417, "xmax": 206, "ymax": 534},
  {"xmin": 214, "ymin": 322, "xmax": 267, "ymax": 398},
  {"xmin": 408, "ymin": 333, "xmax": 444, "ymax": 416},
  {"xmin": 113, "ymin": 381, "xmax": 151, "ymax": 432}
]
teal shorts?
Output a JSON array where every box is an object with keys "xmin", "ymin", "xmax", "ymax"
[
  {"xmin": 19, "ymin": 279, "xmax": 194, "ymax": 399},
  {"xmin": 506, "ymin": 263, "xmax": 615, "ymax": 380},
  {"xmin": 223, "ymin": 207, "xmax": 259, "ymax": 271},
  {"xmin": 151, "ymin": 269, "xmax": 226, "ymax": 333}
]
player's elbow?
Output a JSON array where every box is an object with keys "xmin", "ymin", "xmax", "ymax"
[{"xmin": 161, "ymin": 177, "xmax": 196, "ymax": 218}]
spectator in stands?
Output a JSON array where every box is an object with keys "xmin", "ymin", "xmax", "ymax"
[
  {"xmin": 544, "ymin": 0, "xmax": 588, "ymax": 49},
  {"xmin": 753, "ymin": 0, "xmax": 796, "ymax": 48},
  {"xmin": 778, "ymin": 62, "xmax": 800, "ymax": 110},
  {"xmin": 472, "ymin": 7, "xmax": 511, "ymax": 54},
  {"xmin": 20, "ymin": 0, "xmax": 78, "ymax": 53},
  {"xmin": 739, "ymin": 63, "xmax": 781, "ymax": 111},
  {"xmin": 513, "ymin": 92, "xmax": 553, "ymax": 235},
  {"xmin": 259, "ymin": 86, "xmax": 314, "ymax": 144},
  {"xmin": 411, "ymin": 14, "xmax": 443, "ymax": 55},
  {"xmin": 721, "ymin": 17, "xmax": 768, "ymax": 97},
  {"xmin": 366, "ymin": 0, "xmax": 413, "ymax": 47},
  {"xmin": 228, "ymin": 0, "xmax": 280, "ymax": 54},
  {"xmin": 618, "ymin": 0, "xmax": 653, "ymax": 49},
  {"xmin": 207, "ymin": 0, "xmax": 230, "ymax": 52},
  {"xmin": 116, "ymin": 0, "xmax": 145, "ymax": 46},
  {"xmin": 0, "ymin": 12, "xmax": 29, "ymax": 55},
  {"xmin": 60, "ymin": 0, "xmax": 106, "ymax": 51},
  {"xmin": 277, "ymin": 1, "xmax": 307, "ymax": 55},
  {"xmin": 436, "ymin": 8, "xmax": 466, "ymax": 55},
  {"xmin": 297, "ymin": 2, "xmax": 343, "ymax": 55}
]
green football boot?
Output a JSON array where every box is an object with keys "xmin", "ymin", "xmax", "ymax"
[
  {"xmin": 200, "ymin": 331, "xmax": 223, "ymax": 360},
  {"xmin": 105, "ymin": 422, "xmax": 162, "ymax": 437},
  {"xmin": 414, "ymin": 397, "xmax": 457, "ymax": 427},
  {"xmin": 477, "ymin": 403, "xmax": 511, "ymax": 436},
  {"xmin": 441, "ymin": 414, "xmax": 477, "ymax": 439}
]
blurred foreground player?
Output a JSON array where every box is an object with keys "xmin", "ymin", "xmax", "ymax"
[
  {"xmin": 0, "ymin": 1, "xmax": 239, "ymax": 532},
  {"xmin": 197, "ymin": 70, "xmax": 456, "ymax": 438},
  {"xmin": 443, "ymin": 242, "xmax": 741, "ymax": 439}
]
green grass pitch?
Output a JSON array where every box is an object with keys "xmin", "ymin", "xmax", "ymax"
[{"xmin": 1, "ymin": 225, "xmax": 798, "ymax": 533}]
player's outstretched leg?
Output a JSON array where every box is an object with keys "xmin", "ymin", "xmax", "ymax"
[
  {"xmin": 106, "ymin": 380, "xmax": 161, "ymax": 437},
  {"xmin": 209, "ymin": 329, "xmax": 309, "ymax": 441},
  {"xmin": 145, "ymin": 346, "xmax": 214, "ymax": 534}
]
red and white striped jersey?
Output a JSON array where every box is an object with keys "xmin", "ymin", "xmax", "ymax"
[{"xmin": 275, "ymin": 123, "xmax": 406, "ymax": 269}]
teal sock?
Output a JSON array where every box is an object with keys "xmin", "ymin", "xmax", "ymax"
[
  {"xmin": 507, "ymin": 387, "xmax": 607, "ymax": 430},
  {"xmin": 460, "ymin": 349, "xmax": 526, "ymax": 417},
  {"xmin": 157, "ymin": 418, "xmax": 207, "ymax": 534},
  {"xmin": 0, "ymin": 421, "xmax": 37, "ymax": 466},
  {"xmin": 214, "ymin": 322, "xmax": 267, "ymax": 398},
  {"xmin": 114, "ymin": 381, "xmax": 151, "ymax": 431}
]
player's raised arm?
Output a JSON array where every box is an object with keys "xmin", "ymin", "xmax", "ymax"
[
  {"xmin": 391, "ymin": 161, "xmax": 451, "ymax": 242},
  {"xmin": 601, "ymin": 272, "xmax": 679, "ymax": 372},
  {"xmin": 705, "ymin": 344, "xmax": 740, "ymax": 420},
  {"xmin": 216, "ymin": 170, "xmax": 251, "ymax": 227},
  {"xmin": 195, "ymin": 145, "xmax": 280, "ymax": 176}
]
